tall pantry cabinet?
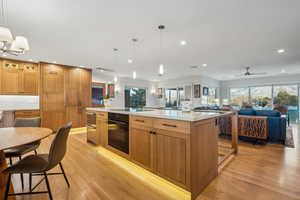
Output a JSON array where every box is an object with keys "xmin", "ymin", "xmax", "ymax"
[{"xmin": 40, "ymin": 62, "xmax": 91, "ymax": 131}]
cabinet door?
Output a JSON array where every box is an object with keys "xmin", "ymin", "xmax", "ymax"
[
  {"xmin": 1, "ymin": 60, "xmax": 22, "ymax": 94},
  {"xmin": 131, "ymin": 127, "xmax": 153, "ymax": 169},
  {"xmin": 65, "ymin": 68, "xmax": 81, "ymax": 128},
  {"xmin": 41, "ymin": 64, "xmax": 66, "ymax": 131},
  {"xmin": 22, "ymin": 63, "xmax": 39, "ymax": 95},
  {"xmin": 79, "ymin": 69, "xmax": 92, "ymax": 126},
  {"xmin": 155, "ymin": 129, "xmax": 186, "ymax": 185},
  {"xmin": 97, "ymin": 120, "xmax": 108, "ymax": 146}
]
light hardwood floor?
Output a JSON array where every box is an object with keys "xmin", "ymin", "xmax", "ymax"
[{"xmin": 9, "ymin": 125, "xmax": 300, "ymax": 200}]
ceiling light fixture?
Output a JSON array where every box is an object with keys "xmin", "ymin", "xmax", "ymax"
[
  {"xmin": 133, "ymin": 71, "xmax": 136, "ymax": 79},
  {"xmin": 53, "ymin": 61, "xmax": 57, "ymax": 64},
  {"xmin": 202, "ymin": 64, "xmax": 207, "ymax": 67},
  {"xmin": 0, "ymin": 0, "xmax": 29, "ymax": 56},
  {"xmin": 277, "ymin": 49, "xmax": 285, "ymax": 54},
  {"xmin": 281, "ymin": 69, "xmax": 286, "ymax": 73},
  {"xmin": 180, "ymin": 40, "xmax": 187, "ymax": 46},
  {"xmin": 28, "ymin": 59, "xmax": 33, "ymax": 62},
  {"xmin": 114, "ymin": 76, "xmax": 118, "ymax": 82},
  {"xmin": 128, "ymin": 59, "xmax": 133, "ymax": 63},
  {"xmin": 158, "ymin": 25, "xmax": 165, "ymax": 76}
]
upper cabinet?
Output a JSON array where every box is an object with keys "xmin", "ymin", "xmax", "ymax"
[{"xmin": 0, "ymin": 59, "xmax": 39, "ymax": 95}]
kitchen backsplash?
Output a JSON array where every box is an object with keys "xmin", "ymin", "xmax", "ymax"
[{"xmin": 0, "ymin": 95, "xmax": 39, "ymax": 110}]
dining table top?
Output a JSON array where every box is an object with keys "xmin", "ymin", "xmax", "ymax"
[{"xmin": 0, "ymin": 127, "xmax": 53, "ymax": 151}]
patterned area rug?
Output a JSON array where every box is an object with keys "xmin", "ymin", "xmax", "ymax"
[{"xmin": 285, "ymin": 126, "xmax": 295, "ymax": 148}]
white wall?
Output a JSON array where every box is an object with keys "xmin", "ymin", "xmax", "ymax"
[
  {"xmin": 92, "ymin": 71, "xmax": 158, "ymax": 107},
  {"xmin": 157, "ymin": 74, "xmax": 221, "ymax": 108},
  {"xmin": 0, "ymin": 95, "xmax": 39, "ymax": 110}
]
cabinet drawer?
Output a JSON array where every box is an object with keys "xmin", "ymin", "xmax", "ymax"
[
  {"xmin": 15, "ymin": 110, "xmax": 40, "ymax": 118},
  {"xmin": 96, "ymin": 111, "xmax": 108, "ymax": 121},
  {"xmin": 153, "ymin": 118, "xmax": 190, "ymax": 134},
  {"xmin": 131, "ymin": 115, "xmax": 153, "ymax": 129}
]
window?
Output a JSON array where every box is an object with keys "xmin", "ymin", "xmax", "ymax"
[
  {"xmin": 230, "ymin": 88, "xmax": 249, "ymax": 108},
  {"xmin": 125, "ymin": 87, "xmax": 146, "ymax": 108},
  {"xmin": 207, "ymin": 88, "xmax": 216, "ymax": 105},
  {"xmin": 273, "ymin": 85, "xmax": 298, "ymax": 123},
  {"xmin": 165, "ymin": 88, "xmax": 178, "ymax": 107},
  {"xmin": 250, "ymin": 86, "xmax": 272, "ymax": 109}
]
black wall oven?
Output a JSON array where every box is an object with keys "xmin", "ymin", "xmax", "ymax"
[{"xmin": 108, "ymin": 112, "xmax": 129, "ymax": 154}]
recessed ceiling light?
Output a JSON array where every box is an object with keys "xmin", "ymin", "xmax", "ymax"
[
  {"xmin": 80, "ymin": 65, "xmax": 85, "ymax": 68},
  {"xmin": 53, "ymin": 61, "xmax": 57, "ymax": 64},
  {"xmin": 3, "ymin": 54, "xmax": 7, "ymax": 57},
  {"xmin": 277, "ymin": 49, "xmax": 285, "ymax": 54},
  {"xmin": 281, "ymin": 69, "xmax": 286, "ymax": 73},
  {"xmin": 180, "ymin": 40, "xmax": 187, "ymax": 46},
  {"xmin": 202, "ymin": 64, "xmax": 207, "ymax": 67},
  {"xmin": 28, "ymin": 59, "xmax": 33, "ymax": 62},
  {"xmin": 100, "ymin": 69, "xmax": 104, "ymax": 72},
  {"xmin": 128, "ymin": 59, "xmax": 133, "ymax": 63}
]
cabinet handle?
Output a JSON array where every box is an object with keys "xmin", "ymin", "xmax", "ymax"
[
  {"xmin": 162, "ymin": 123, "xmax": 177, "ymax": 128},
  {"xmin": 135, "ymin": 119, "xmax": 145, "ymax": 123}
]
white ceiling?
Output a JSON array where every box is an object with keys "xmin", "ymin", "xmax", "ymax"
[{"xmin": 5, "ymin": 0, "xmax": 300, "ymax": 81}]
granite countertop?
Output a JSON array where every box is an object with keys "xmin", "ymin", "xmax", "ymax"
[{"xmin": 86, "ymin": 107, "xmax": 232, "ymax": 122}]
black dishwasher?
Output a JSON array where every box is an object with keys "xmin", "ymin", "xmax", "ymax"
[{"xmin": 108, "ymin": 112, "xmax": 129, "ymax": 154}]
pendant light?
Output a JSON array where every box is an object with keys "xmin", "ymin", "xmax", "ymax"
[
  {"xmin": 131, "ymin": 38, "xmax": 138, "ymax": 80},
  {"xmin": 0, "ymin": 0, "xmax": 29, "ymax": 56},
  {"xmin": 133, "ymin": 71, "xmax": 136, "ymax": 79},
  {"xmin": 113, "ymin": 48, "xmax": 118, "ymax": 82},
  {"xmin": 158, "ymin": 25, "xmax": 165, "ymax": 76}
]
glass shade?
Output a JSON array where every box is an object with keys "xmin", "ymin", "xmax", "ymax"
[
  {"xmin": 0, "ymin": 26, "xmax": 13, "ymax": 42},
  {"xmin": 159, "ymin": 64, "xmax": 164, "ymax": 75},
  {"xmin": 10, "ymin": 36, "xmax": 30, "ymax": 51},
  {"xmin": 133, "ymin": 71, "xmax": 136, "ymax": 79}
]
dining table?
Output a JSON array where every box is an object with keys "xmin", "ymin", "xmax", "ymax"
[{"xmin": 0, "ymin": 127, "xmax": 53, "ymax": 200}]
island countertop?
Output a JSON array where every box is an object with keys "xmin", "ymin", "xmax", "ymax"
[{"xmin": 86, "ymin": 107, "xmax": 232, "ymax": 122}]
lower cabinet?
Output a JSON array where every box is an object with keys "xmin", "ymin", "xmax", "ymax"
[
  {"xmin": 130, "ymin": 115, "xmax": 189, "ymax": 188},
  {"xmin": 130, "ymin": 127, "xmax": 153, "ymax": 170},
  {"xmin": 155, "ymin": 130, "xmax": 187, "ymax": 185}
]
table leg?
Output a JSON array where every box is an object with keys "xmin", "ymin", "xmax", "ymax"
[{"xmin": 0, "ymin": 150, "xmax": 15, "ymax": 200}]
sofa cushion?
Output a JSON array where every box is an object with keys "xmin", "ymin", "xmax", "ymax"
[
  {"xmin": 255, "ymin": 110, "xmax": 281, "ymax": 117},
  {"xmin": 238, "ymin": 109, "xmax": 256, "ymax": 115}
]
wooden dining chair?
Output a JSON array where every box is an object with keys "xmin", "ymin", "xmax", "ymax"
[
  {"xmin": 4, "ymin": 117, "xmax": 41, "ymax": 189},
  {"xmin": 3, "ymin": 122, "xmax": 72, "ymax": 200}
]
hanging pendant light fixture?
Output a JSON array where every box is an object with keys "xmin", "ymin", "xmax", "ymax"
[
  {"xmin": 0, "ymin": 0, "xmax": 29, "ymax": 56},
  {"xmin": 131, "ymin": 38, "xmax": 138, "ymax": 80},
  {"xmin": 158, "ymin": 25, "xmax": 165, "ymax": 76},
  {"xmin": 113, "ymin": 48, "xmax": 118, "ymax": 82}
]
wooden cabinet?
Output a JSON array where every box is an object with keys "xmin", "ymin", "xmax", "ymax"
[
  {"xmin": 79, "ymin": 69, "xmax": 92, "ymax": 127},
  {"xmin": 130, "ymin": 116, "xmax": 154, "ymax": 170},
  {"xmin": 40, "ymin": 63, "xmax": 66, "ymax": 131},
  {"xmin": 40, "ymin": 63, "xmax": 92, "ymax": 131},
  {"xmin": 15, "ymin": 110, "xmax": 40, "ymax": 119},
  {"xmin": 22, "ymin": 63, "xmax": 39, "ymax": 95},
  {"xmin": 93, "ymin": 112, "xmax": 108, "ymax": 146},
  {"xmin": 155, "ymin": 129, "xmax": 187, "ymax": 185},
  {"xmin": 0, "ymin": 59, "xmax": 39, "ymax": 95},
  {"xmin": 65, "ymin": 68, "xmax": 81, "ymax": 128},
  {"xmin": 130, "ymin": 116, "xmax": 190, "ymax": 188}
]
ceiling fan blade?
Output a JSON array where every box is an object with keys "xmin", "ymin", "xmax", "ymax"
[{"xmin": 249, "ymin": 72, "xmax": 267, "ymax": 75}]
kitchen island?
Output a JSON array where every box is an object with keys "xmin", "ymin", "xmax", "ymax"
[{"xmin": 86, "ymin": 107, "xmax": 237, "ymax": 200}]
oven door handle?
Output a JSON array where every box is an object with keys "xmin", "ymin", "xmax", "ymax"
[
  {"xmin": 108, "ymin": 120, "xmax": 128, "ymax": 126},
  {"xmin": 87, "ymin": 125, "xmax": 96, "ymax": 129}
]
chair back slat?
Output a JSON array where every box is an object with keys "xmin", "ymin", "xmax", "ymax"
[{"xmin": 46, "ymin": 122, "xmax": 72, "ymax": 170}]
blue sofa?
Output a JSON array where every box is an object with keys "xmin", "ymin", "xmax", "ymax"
[{"xmin": 238, "ymin": 109, "xmax": 287, "ymax": 143}]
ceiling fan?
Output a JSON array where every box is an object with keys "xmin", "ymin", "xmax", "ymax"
[{"xmin": 236, "ymin": 67, "xmax": 267, "ymax": 77}]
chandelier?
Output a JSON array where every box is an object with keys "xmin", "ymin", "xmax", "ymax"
[{"xmin": 0, "ymin": 0, "xmax": 29, "ymax": 56}]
